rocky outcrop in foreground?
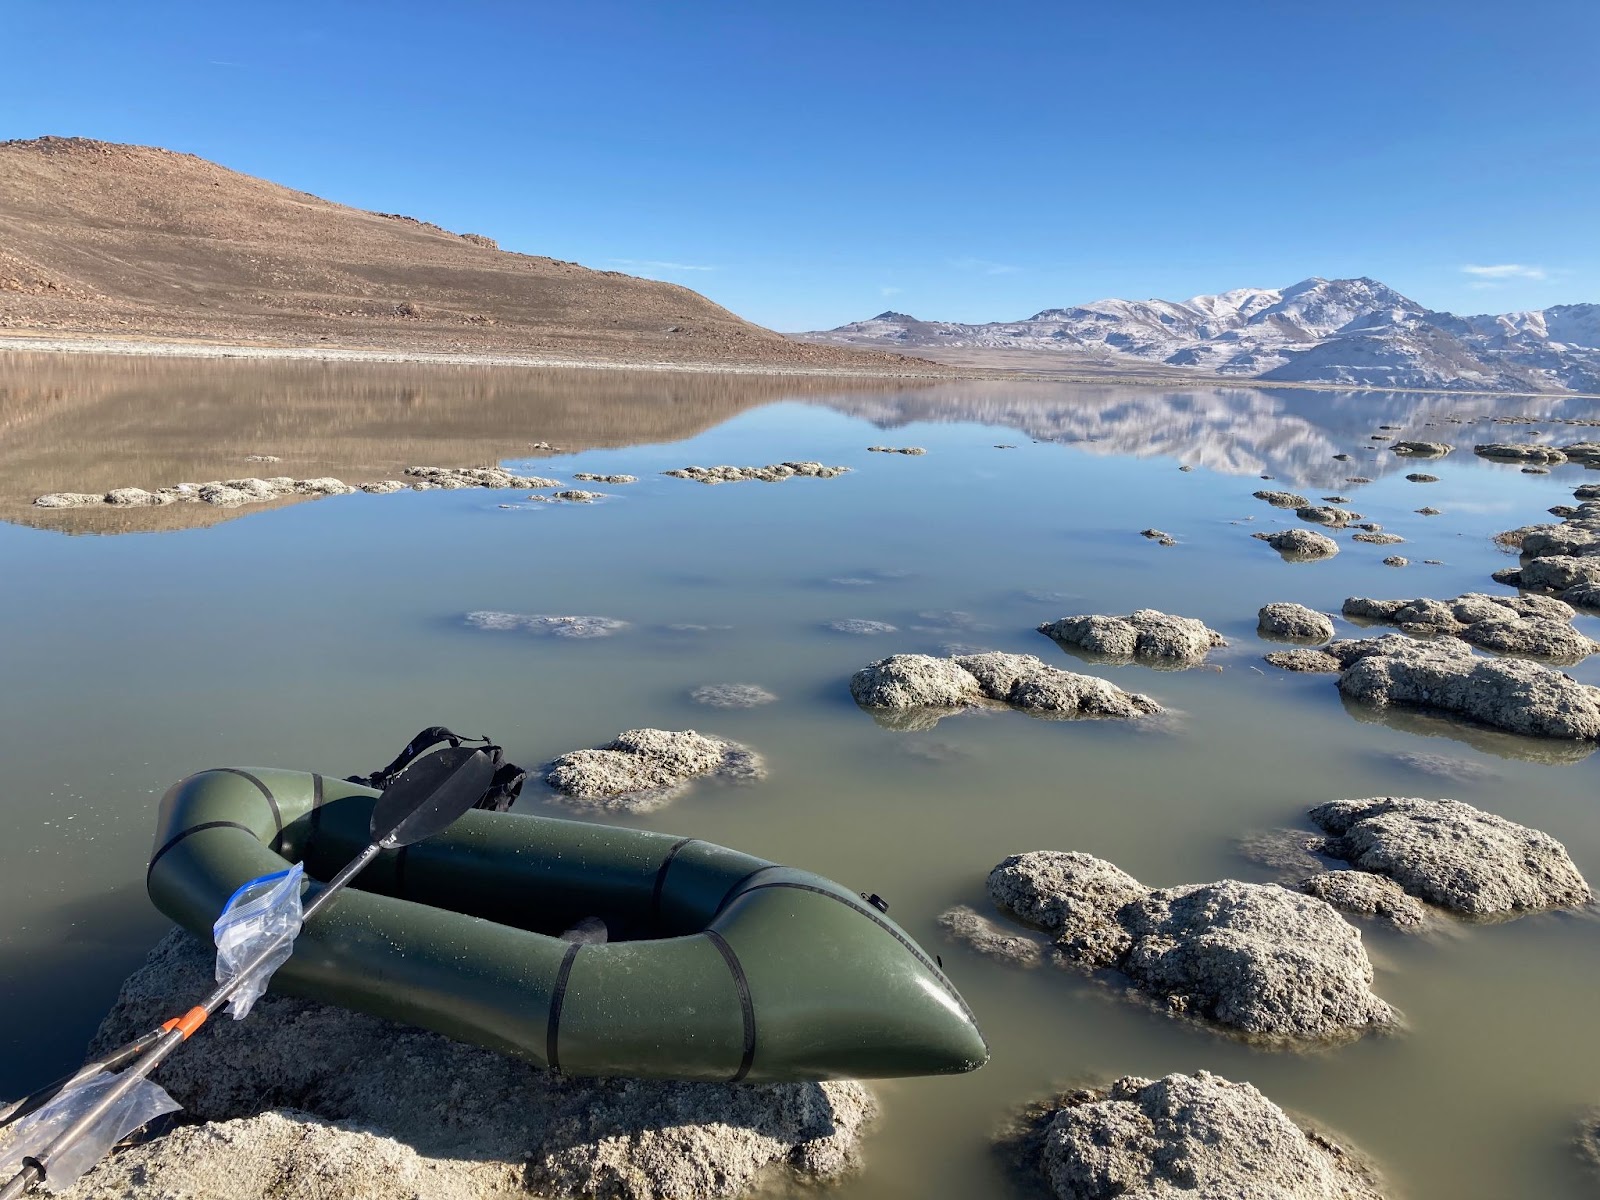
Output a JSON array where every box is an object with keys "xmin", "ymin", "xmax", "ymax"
[
  {"xmin": 1010, "ymin": 1072, "xmax": 1385, "ymax": 1200},
  {"xmin": 663, "ymin": 462, "xmax": 849, "ymax": 484},
  {"xmin": 1264, "ymin": 634, "xmax": 1600, "ymax": 741},
  {"xmin": 849, "ymin": 653, "xmax": 1161, "ymax": 730},
  {"xmin": 1342, "ymin": 593, "xmax": 1594, "ymax": 664},
  {"xmin": 1253, "ymin": 528, "xmax": 1340, "ymax": 560},
  {"xmin": 53, "ymin": 932, "xmax": 872, "ymax": 1200},
  {"xmin": 984, "ymin": 852, "xmax": 1393, "ymax": 1041},
  {"xmin": 1037, "ymin": 610, "xmax": 1226, "ymax": 667},
  {"xmin": 544, "ymin": 728, "xmax": 764, "ymax": 812},
  {"xmin": 1309, "ymin": 796, "xmax": 1592, "ymax": 916}
]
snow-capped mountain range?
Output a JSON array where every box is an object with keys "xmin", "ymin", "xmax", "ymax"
[{"xmin": 799, "ymin": 278, "xmax": 1600, "ymax": 393}]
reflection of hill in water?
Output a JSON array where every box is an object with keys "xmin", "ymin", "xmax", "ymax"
[
  {"xmin": 0, "ymin": 354, "xmax": 919, "ymax": 534},
  {"xmin": 824, "ymin": 383, "xmax": 1593, "ymax": 488}
]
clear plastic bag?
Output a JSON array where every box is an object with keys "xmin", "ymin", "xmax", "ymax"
[
  {"xmin": 212, "ymin": 862, "xmax": 305, "ymax": 1019},
  {"xmin": 0, "ymin": 1070, "xmax": 180, "ymax": 1192}
]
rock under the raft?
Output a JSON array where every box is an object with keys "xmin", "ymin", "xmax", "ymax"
[
  {"xmin": 936, "ymin": 905, "xmax": 1045, "ymax": 967},
  {"xmin": 1257, "ymin": 603, "xmax": 1335, "ymax": 643},
  {"xmin": 1025, "ymin": 1072, "xmax": 1386, "ymax": 1200},
  {"xmin": 53, "ymin": 931, "xmax": 873, "ymax": 1200},
  {"xmin": 1253, "ymin": 528, "xmax": 1340, "ymax": 560},
  {"xmin": 1308, "ymin": 796, "xmax": 1592, "ymax": 916},
  {"xmin": 1037, "ymin": 609, "xmax": 1226, "ymax": 665},
  {"xmin": 985, "ymin": 852, "xmax": 1393, "ymax": 1040},
  {"xmin": 544, "ymin": 728, "xmax": 765, "ymax": 812}
]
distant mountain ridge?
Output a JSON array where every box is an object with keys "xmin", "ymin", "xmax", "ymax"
[{"xmin": 801, "ymin": 277, "xmax": 1600, "ymax": 393}]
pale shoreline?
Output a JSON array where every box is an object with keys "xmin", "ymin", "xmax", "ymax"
[{"xmin": 1, "ymin": 330, "xmax": 1595, "ymax": 399}]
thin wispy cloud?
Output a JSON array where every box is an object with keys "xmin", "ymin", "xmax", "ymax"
[
  {"xmin": 1461, "ymin": 263, "xmax": 1548, "ymax": 281},
  {"xmin": 879, "ymin": 286, "xmax": 903, "ymax": 297},
  {"xmin": 609, "ymin": 258, "xmax": 716, "ymax": 272},
  {"xmin": 950, "ymin": 257, "xmax": 1020, "ymax": 276}
]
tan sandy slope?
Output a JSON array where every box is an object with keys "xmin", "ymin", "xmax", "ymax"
[{"xmin": 0, "ymin": 136, "xmax": 935, "ymax": 372}]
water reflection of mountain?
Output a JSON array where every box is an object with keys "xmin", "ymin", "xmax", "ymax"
[
  {"xmin": 823, "ymin": 383, "xmax": 1594, "ymax": 488},
  {"xmin": 0, "ymin": 353, "xmax": 916, "ymax": 533}
]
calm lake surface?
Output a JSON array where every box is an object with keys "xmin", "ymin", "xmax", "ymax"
[{"xmin": 3, "ymin": 354, "xmax": 1599, "ymax": 1198}]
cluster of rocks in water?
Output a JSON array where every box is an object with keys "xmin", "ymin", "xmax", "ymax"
[
  {"xmin": 1342, "ymin": 592, "xmax": 1597, "ymax": 664},
  {"xmin": 866, "ymin": 445, "xmax": 926, "ymax": 455},
  {"xmin": 849, "ymin": 652, "xmax": 1161, "ymax": 730},
  {"xmin": 542, "ymin": 728, "xmax": 765, "ymax": 813},
  {"xmin": 49, "ymin": 932, "xmax": 873, "ymax": 1200},
  {"xmin": 1475, "ymin": 441, "xmax": 1600, "ymax": 465},
  {"xmin": 663, "ymin": 462, "xmax": 849, "ymax": 484},
  {"xmin": 34, "ymin": 465, "xmax": 576, "ymax": 510},
  {"xmin": 1492, "ymin": 497, "xmax": 1600, "ymax": 608}
]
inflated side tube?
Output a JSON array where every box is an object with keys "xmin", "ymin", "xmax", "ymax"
[{"xmin": 146, "ymin": 768, "xmax": 989, "ymax": 1082}]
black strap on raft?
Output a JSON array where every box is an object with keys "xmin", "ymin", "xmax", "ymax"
[{"xmin": 347, "ymin": 726, "xmax": 527, "ymax": 812}]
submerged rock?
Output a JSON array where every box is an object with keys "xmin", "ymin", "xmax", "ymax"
[
  {"xmin": 1253, "ymin": 489, "xmax": 1310, "ymax": 508},
  {"xmin": 826, "ymin": 619, "xmax": 899, "ymax": 635},
  {"xmin": 690, "ymin": 683, "xmax": 778, "ymax": 709},
  {"xmin": 1341, "ymin": 592, "xmax": 1593, "ymax": 664},
  {"xmin": 545, "ymin": 728, "xmax": 764, "ymax": 812},
  {"xmin": 464, "ymin": 612, "xmax": 629, "ymax": 638},
  {"xmin": 1299, "ymin": 871, "xmax": 1429, "ymax": 930},
  {"xmin": 937, "ymin": 905, "xmax": 1045, "ymax": 967},
  {"xmin": 664, "ymin": 462, "xmax": 849, "ymax": 484},
  {"xmin": 1025, "ymin": 1072, "xmax": 1386, "ymax": 1200},
  {"xmin": 1257, "ymin": 602, "xmax": 1335, "ymax": 643},
  {"xmin": 1038, "ymin": 609, "xmax": 1226, "ymax": 666},
  {"xmin": 1392, "ymin": 441, "xmax": 1452, "ymax": 457},
  {"xmin": 1263, "ymin": 649, "xmax": 1345, "ymax": 673},
  {"xmin": 1253, "ymin": 528, "xmax": 1340, "ymax": 560},
  {"xmin": 56, "ymin": 931, "xmax": 873, "ymax": 1200},
  {"xmin": 985, "ymin": 852, "xmax": 1393, "ymax": 1041},
  {"xmin": 1309, "ymin": 796, "xmax": 1592, "ymax": 916},
  {"xmin": 1475, "ymin": 443, "xmax": 1568, "ymax": 463},
  {"xmin": 850, "ymin": 653, "xmax": 1161, "ymax": 727}
]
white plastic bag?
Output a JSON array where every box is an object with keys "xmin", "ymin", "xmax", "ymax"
[
  {"xmin": 0, "ymin": 1070, "xmax": 180, "ymax": 1192},
  {"xmin": 212, "ymin": 863, "xmax": 305, "ymax": 1019}
]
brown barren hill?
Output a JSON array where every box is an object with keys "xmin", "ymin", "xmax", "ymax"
[{"xmin": 0, "ymin": 136, "xmax": 938, "ymax": 372}]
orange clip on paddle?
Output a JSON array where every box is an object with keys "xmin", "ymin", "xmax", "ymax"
[{"xmin": 161, "ymin": 1007, "xmax": 208, "ymax": 1039}]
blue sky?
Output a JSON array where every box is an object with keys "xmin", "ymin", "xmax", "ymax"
[{"xmin": 4, "ymin": 1, "xmax": 1596, "ymax": 330}]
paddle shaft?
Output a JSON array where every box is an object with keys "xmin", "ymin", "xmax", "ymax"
[{"xmin": 0, "ymin": 842, "xmax": 384, "ymax": 1199}]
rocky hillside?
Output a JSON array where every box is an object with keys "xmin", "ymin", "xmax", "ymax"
[
  {"xmin": 803, "ymin": 277, "xmax": 1600, "ymax": 392},
  {"xmin": 0, "ymin": 137, "xmax": 928, "ymax": 372}
]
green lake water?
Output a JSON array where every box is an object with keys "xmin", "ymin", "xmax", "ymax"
[{"xmin": 2, "ymin": 356, "xmax": 1598, "ymax": 1197}]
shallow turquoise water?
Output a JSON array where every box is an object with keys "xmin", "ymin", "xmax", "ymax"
[{"xmin": 2, "ymin": 362, "xmax": 1599, "ymax": 1197}]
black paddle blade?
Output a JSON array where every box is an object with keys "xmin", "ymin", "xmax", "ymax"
[{"xmin": 370, "ymin": 745, "xmax": 495, "ymax": 847}]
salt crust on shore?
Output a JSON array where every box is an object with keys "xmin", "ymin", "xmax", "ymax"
[
  {"xmin": 1005, "ymin": 1072, "xmax": 1386, "ymax": 1200},
  {"xmin": 48, "ymin": 931, "xmax": 873, "ymax": 1200},
  {"xmin": 980, "ymin": 851, "xmax": 1393, "ymax": 1041}
]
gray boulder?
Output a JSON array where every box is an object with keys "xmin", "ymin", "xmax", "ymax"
[
  {"xmin": 1038, "ymin": 609, "xmax": 1226, "ymax": 666},
  {"xmin": 1257, "ymin": 602, "xmax": 1335, "ymax": 643},
  {"xmin": 545, "ymin": 728, "xmax": 764, "ymax": 812},
  {"xmin": 850, "ymin": 653, "xmax": 1160, "ymax": 727},
  {"xmin": 1296, "ymin": 505, "xmax": 1361, "ymax": 526},
  {"xmin": 1253, "ymin": 528, "xmax": 1340, "ymax": 560},
  {"xmin": 1309, "ymin": 796, "xmax": 1592, "ymax": 916},
  {"xmin": 1032, "ymin": 1072, "xmax": 1386, "ymax": 1200},
  {"xmin": 52, "ymin": 931, "xmax": 873, "ymax": 1200},
  {"xmin": 1333, "ymin": 634, "xmax": 1600, "ymax": 741},
  {"xmin": 986, "ymin": 852, "xmax": 1393, "ymax": 1041},
  {"xmin": 1253, "ymin": 490, "xmax": 1310, "ymax": 508},
  {"xmin": 1351, "ymin": 532, "xmax": 1405, "ymax": 545}
]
